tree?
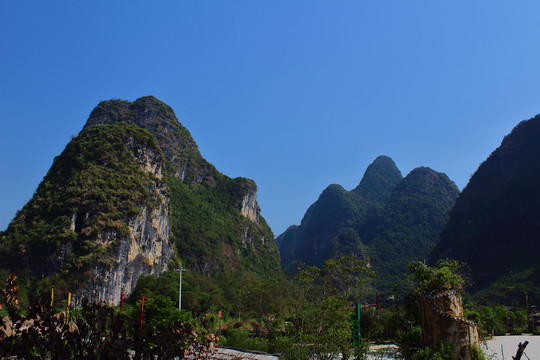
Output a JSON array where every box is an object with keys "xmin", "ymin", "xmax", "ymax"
[
  {"xmin": 320, "ymin": 255, "xmax": 375, "ymax": 300},
  {"xmin": 275, "ymin": 255, "xmax": 374, "ymax": 360},
  {"xmin": 407, "ymin": 258, "xmax": 468, "ymax": 295}
]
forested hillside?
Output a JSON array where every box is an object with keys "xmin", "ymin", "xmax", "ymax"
[
  {"xmin": 368, "ymin": 167, "xmax": 459, "ymax": 286},
  {"xmin": 0, "ymin": 96, "xmax": 280, "ymax": 305},
  {"xmin": 431, "ymin": 113, "xmax": 540, "ymax": 305},
  {"xmin": 277, "ymin": 156, "xmax": 459, "ymax": 286}
]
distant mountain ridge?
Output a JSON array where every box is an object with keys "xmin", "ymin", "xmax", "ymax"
[
  {"xmin": 277, "ymin": 156, "xmax": 459, "ymax": 285},
  {"xmin": 0, "ymin": 96, "xmax": 280, "ymax": 305}
]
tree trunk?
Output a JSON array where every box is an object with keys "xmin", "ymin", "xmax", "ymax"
[{"xmin": 512, "ymin": 341, "xmax": 529, "ymax": 360}]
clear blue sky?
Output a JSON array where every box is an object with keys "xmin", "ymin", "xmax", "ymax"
[{"xmin": 1, "ymin": 1, "xmax": 539, "ymax": 236}]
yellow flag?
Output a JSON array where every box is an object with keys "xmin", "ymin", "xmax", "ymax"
[{"xmin": 66, "ymin": 292, "xmax": 71, "ymax": 324}]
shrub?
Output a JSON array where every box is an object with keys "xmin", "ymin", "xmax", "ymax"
[{"xmin": 407, "ymin": 259, "xmax": 467, "ymax": 294}]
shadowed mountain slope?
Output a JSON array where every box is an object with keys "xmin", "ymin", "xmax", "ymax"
[
  {"xmin": 431, "ymin": 113, "xmax": 540, "ymax": 304},
  {"xmin": 278, "ymin": 156, "xmax": 458, "ymax": 286}
]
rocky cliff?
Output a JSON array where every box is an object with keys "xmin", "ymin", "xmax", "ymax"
[
  {"xmin": 83, "ymin": 97, "xmax": 208, "ymax": 185},
  {"xmin": 240, "ymin": 186, "xmax": 260, "ymax": 224},
  {"xmin": 0, "ymin": 96, "xmax": 280, "ymax": 305},
  {"xmin": 76, "ymin": 136, "xmax": 174, "ymax": 304}
]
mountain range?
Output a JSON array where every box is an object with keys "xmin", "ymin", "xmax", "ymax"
[
  {"xmin": 2, "ymin": 96, "xmax": 540, "ymax": 306},
  {"xmin": 277, "ymin": 156, "xmax": 460, "ymax": 287}
]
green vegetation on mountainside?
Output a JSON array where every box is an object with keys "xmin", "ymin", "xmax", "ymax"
[
  {"xmin": 85, "ymin": 96, "xmax": 209, "ymax": 184},
  {"xmin": 0, "ymin": 123, "xmax": 164, "ymax": 303},
  {"xmin": 0, "ymin": 96, "xmax": 281, "ymax": 305},
  {"xmin": 352, "ymin": 155, "xmax": 403, "ymax": 206},
  {"xmin": 168, "ymin": 176, "xmax": 279, "ymax": 276},
  {"xmin": 285, "ymin": 184, "xmax": 367, "ymax": 266},
  {"xmin": 278, "ymin": 156, "xmax": 458, "ymax": 291},
  {"xmin": 431, "ymin": 113, "xmax": 540, "ymax": 305},
  {"xmin": 369, "ymin": 167, "xmax": 459, "ymax": 287},
  {"xmin": 277, "ymin": 156, "xmax": 403, "ymax": 268},
  {"xmin": 85, "ymin": 96, "xmax": 280, "ymax": 276}
]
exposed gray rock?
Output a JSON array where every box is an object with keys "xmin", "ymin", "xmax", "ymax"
[
  {"xmin": 241, "ymin": 188, "xmax": 259, "ymax": 224},
  {"xmin": 84, "ymin": 96, "xmax": 206, "ymax": 184},
  {"xmin": 76, "ymin": 140, "xmax": 174, "ymax": 305}
]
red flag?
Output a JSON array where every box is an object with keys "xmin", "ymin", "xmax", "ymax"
[{"xmin": 120, "ymin": 289, "xmax": 124, "ymax": 312}]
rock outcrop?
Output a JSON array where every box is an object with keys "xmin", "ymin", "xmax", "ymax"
[
  {"xmin": 241, "ymin": 188, "xmax": 259, "ymax": 224},
  {"xmin": 420, "ymin": 290, "xmax": 479, "ymax": 359},
  {"xmin": 83, "ymin": 96, "xmax": 209, "ymax": 185},
  {"xmin": 77, "ymin": 139, "xmax": 174, "ymax": 304}
]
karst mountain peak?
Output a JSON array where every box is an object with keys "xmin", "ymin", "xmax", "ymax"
[
  {"xmin": 277, "ymin": 155, "xmax": 459, "ymax": 288},
  {"xmin": 0, "ymin": 96, "xmax": 279, "ymax": 305}
]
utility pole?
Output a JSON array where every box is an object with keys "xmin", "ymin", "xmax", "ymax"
[{"xmin": 176, "ymin": 261, "xmax": 186, "ymax": 311}]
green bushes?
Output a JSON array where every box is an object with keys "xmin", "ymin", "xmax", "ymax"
[
  {"xmin": 220, "ymin": 256, "xmax": 373, "ymax": 359},
  {"xmin": 0, "ymin": 273, "xmax": 216, "ymax": 359},
  {"xmin": 128, "ymin": 256, "xmax": 372, "ymax": 358},
  {"xmin": 470, "ymin": 345, "xmax": 487, "ymax": 360},
  {"xmin": 414, "ymin": 344, "xmax": 455, "ymax": 360},
  {"xmin": 361, "ymin": 306, "xmax": 412, "ymax": 342},
  {"xmin": 476, "ymin": 305, "xmax": 528, "ymax": 336},
  {"xmin": 168, "ymin": 176, "xmax": 279, "ymax": 278},
  {"xmin": 222, "ymin": 328, "xmax": 270, "ymax": 353},
  {"xmin": 407, "ymin": 258, "xmax": 468, "ymax": 294}
]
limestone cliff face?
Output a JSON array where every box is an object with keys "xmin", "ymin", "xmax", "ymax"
[
  {"xmin": 0, "ymin": 97, "xmax": 281, "ymax": 304},
  {"xmin": 83, "ymin": 97, "xmax": 280, "ymax": 278},
  {"xmin": 84, "ymin": 96, "xmax": 209, "ymax": 185},
  {"xmin": 238, "ymin": 181, "xmax": 271, "ymax": 251},
  {"xmin": 240, "ymin": 187, "xmax": 259, "ymax": 224},
  {"xmin": 77, "ymin": 139, "xmax": 174, "ymax": 305}
]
